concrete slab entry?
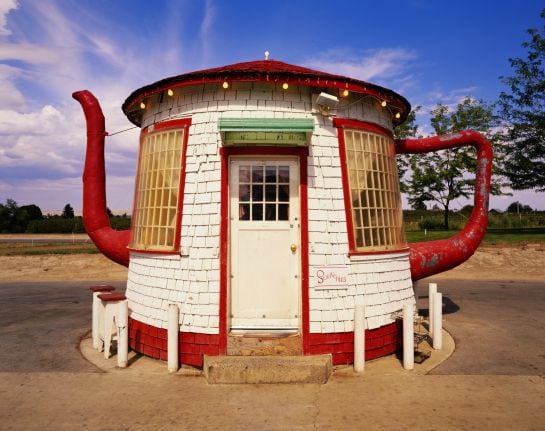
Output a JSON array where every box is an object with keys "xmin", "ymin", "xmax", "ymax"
[{"xmin": 203, "ymin": 354, "xmax": 333, "ymax": 384}]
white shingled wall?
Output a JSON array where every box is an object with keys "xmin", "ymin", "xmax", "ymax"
[{"xmin": 125, "ymin": 82, "xmax": 415, "ymax": 334}]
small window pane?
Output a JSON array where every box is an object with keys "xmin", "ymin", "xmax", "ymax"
[
  {"xmin": 278, "ymin": 166, "xmax": 289, "ymax": 183},
  {"xmin": 278, "ymin": 204, "xmax": 289, "ymax": 221},
  {"xmin": 252, "ymin": 203, "xmax": 263, "ymax": 220},
  {"xmin": 239, "ymin": 184, "xmax": 250, "ymax": 201},
  {"xmin": 265, "ymin": 185, "xmax": 276, "ymax": 202},
  {"xmin": 252, "ymin": 166, "xmax": 263, "ymax": 183},
  {"xmin": 252, "ymin": 184, "xmax": 263, "ymax": 201},
  {"xmin": 239, "ymin": 166, "xmax": 250, "ymax": 182},
  {"xmin": 239, "ymin": 204, "xmax": 250, "ymax": 220},
  {"xmin": 278, "ymin": 185, "xmax": 289, "ymax": 202},
  {"xmin": 265, "ymin": 204, "xmax": 276, "ymax": 221},
  {"xmin": 265, "ymin": 166, "xmax": 276, "ymax": 183}
]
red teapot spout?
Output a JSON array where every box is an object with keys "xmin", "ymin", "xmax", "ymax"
[
  {"xmin": 72, "ymin": 90, "xmax": 131, "ymax": 267},
  {"xmin": 395, "ymin": 131, "xmax": 493, "ymax": 281}
]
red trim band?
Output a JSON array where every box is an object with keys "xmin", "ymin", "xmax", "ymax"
[{"xmin": 128, "ymin": 317, "xmax": 401, "ymax": 367}]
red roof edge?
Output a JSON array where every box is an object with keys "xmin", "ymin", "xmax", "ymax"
[{"xmin": 122, "ymin": 59, "xmax": 411, "ymax": 126}]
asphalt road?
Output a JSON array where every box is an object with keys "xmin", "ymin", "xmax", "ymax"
[
  {"xmin": 0, "ymin": 237, "xmax": 91, "ymax": 244},
  {"xmin": 0, "ymin": 278, "xmax": 544, "ymax": 429},
  {"xmin": 416, "ymin": 279, "xmax": 545, "ymax": 376}
]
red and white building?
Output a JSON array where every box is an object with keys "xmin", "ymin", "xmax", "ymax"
[{"xmin": 74, "ymin": 58, "xmax": 492, "ymax": 367}]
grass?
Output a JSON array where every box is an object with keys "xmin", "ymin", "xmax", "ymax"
[
  {"xmin": 406, "ymin": 228, "xmax": 545, "ymax": 245},
  {"xmin": 2, "ymin": 228, "xmax": 544, "ymax": 256},
  {"xmin": 0, "ymin": 242, "xmax": 100, "ymax": 256}
]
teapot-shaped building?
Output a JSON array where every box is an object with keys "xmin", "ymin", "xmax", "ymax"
[{"xmin": 74, "ymin": 58, "xmax": 492, "ymax": 367}]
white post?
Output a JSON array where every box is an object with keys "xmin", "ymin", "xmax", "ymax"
[
  {"xmin": 354, "ymin": 305, "xmax": 365, "ymax": 373},
  {"xmin": 91, "ymin": 292, "xmax": 101, "ymax": 349},
  {"xmin": 403, "ymin": 304, "xmax": 414, "ymax": 370},
  {"xmin": 168, "ymin": 303, "xmax": 180, "ymax": 373},
  {"xmin": 428, "ymin": 283, "xmax": 437, "ymax": 337},
  {"xmin": 117, "ymin": 300, "xmax": 129, "ymax": 368},
  {"xmin": 432, "ymin": 292, "xmax": 443, "ymax": 350}
]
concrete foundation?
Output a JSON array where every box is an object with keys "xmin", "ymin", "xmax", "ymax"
[{"xmin": 203, "ymin": 354, "xmax": 333, "ymax": 384}]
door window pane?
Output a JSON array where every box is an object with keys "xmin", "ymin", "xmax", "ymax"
[
  {"xmin": 265, "ymin": 204, "xmax": 276, "ymax": 221},
  {"xmin": 239, "ymin": 184, "xmax": 250, "ymax": 201}
]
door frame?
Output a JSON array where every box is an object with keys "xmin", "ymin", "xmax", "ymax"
[
  {"xmin": 228, "ymin": 157, "xmax": 301, "ymax": 332},
  {"xmin": 219, "ymin": 146, "xmax": 309, "ymax": 354}
]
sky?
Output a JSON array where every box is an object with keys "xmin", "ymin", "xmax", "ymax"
[{"xmin": 0, "ymin": 0, "xmax": 543, "ymax": 213}]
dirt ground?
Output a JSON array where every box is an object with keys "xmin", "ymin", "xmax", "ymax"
[{"xmin": 1, "ymin": 243, "xmax": 544, "ymax": 282}]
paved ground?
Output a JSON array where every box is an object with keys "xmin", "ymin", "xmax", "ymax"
[{"xmin": 1, "ymin": 279, "xmax": 544, "ymax": 430}]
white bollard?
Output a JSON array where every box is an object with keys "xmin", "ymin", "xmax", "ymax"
[
  {"xmin": 432, "ymin": 292, "xmax": 443, "ymax": 350},
  {"xmin": 92, "ymin": 292, "xmax": 101, "ymax": 349},
  {"xmin": 428, "ymin": 283, "xmax": 437, "ymax": 337},
  {"xmin": 354, "ymin": 305, "xmax": 365, "ymax": 373},
  {"xmin": 403, "ymin": 304, "xmax": 414, "ymax": 370},
  {"xmin": 117, "ymin": 300, "xmax": 129, "ymax": 368},
  {"xmin": 168, "ymin": 303, "xmax": 180, "ymax": 373}
]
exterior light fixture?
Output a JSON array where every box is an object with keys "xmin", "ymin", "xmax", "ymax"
[
  {"xmin": 222, "ymin": 81, "xmax": 229, "ymax": 89},
  {"xmin": 140, "ymin": 102, "xmax": 146, "ymax": 110},
  {"xmin": 395, "ymin": 112, "xmax": 401, "ymax": 119},
  {"xmin": 381, "ymin": 100, "xmax": 387, "ymax": 108},
  {"xmin": 282, "ymin": 83, "xmax": 289, "ymax": 90},
  {"xmin": 341, "ymin": 89, "xmax": 349, "ymax": 97},
  {"xmin": 167, "ymin": 89, "xmax": 174, "ymax": 97}
]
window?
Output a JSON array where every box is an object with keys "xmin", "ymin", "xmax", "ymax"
[
  {"xmin": 337, "ymin": 120, "xmax": 406, "ymax": 252},
  {"xmin": 130, "ymin": 119, "xmax": 190, "ymax": 251},
  {"xmin": 237, "ymin": 164, "xmax": 290, "ymax": 221}
]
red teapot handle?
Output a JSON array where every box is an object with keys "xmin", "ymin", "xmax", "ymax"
[{"xmin": 395, "ymin": 130, "xmax": 493, "ymax": 281}]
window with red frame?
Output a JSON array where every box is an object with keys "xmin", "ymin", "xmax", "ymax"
[
  {"xmin": 130, "ymin": 122, "xmax": 187, "ymax": 251},
  {"xmin": 339, "ymin": 124, "xmax": 406, "ymax": 252}
]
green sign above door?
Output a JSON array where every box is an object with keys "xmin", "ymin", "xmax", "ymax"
[{"xmin": 218, "ymin": 118, "xmax": 314, "ymax": 146}]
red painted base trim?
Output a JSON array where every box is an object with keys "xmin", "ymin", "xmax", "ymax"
[
  {"xmin": 307, "ymin": 321, "xmax": 402, "ymax": 365},
  {"xmin": 128, "ymin": 317, "xmax": 219, "ymax": 368},
  {"xmin": 128, "ymin": 318, "xmax": 401, "ymax": 367}
]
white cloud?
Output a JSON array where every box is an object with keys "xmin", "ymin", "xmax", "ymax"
[
  {"xmin": 0, "ymin": 0, "xmax": 17, "ymax": 36},
  {"xmin": 0, "ymin": 42, "xmax": 63, "ymax": 63},
  {"xmin": 0, "ymin": 1, "xmax": 215, "ymax": 211},
  {"xmin": 0, "ymin": 63, "xmax": 24, "ymax": 109},
  {"xmin": 303, "ymin": 48, "xmax": 418, "ymax": 89},
  {"xmin": 200, "ymin": 0, "xmax": 216, "ymax": 39}
]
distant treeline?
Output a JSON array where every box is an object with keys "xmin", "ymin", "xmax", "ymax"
[
  {"xmin": 0, "ymin": 199, "xmax": 131, "ymax": 234},
  {"xmin": 404, "ymin": 206, "xmax": 545, "ymax": 231},
  {"xmin": 2, "ymin": 198, "xmax": 544, "ymax": 234}
]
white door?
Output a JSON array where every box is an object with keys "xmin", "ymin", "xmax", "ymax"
[{"xmin": 229, "ymin": 158, "xmax": 300, "ymax": 331}]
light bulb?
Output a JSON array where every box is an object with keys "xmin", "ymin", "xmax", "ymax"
[
  {"xmin": 167, "ymin": 89, "xmax": 174, "ymax": 97},
  {"xmin": 282, "ymin": 83, "xmax": 289, "ymax": 90},
  {"xmin": 140, "ymin": 102, "xmax": 146, "ymax": 110},
  {"xmin": 222, "ymin": 81, "xmax": 229, "ymax": 89},
  {"xmin": 381, "ymin": 100, "xmax": 387, "ymax": 108},
  {"xmin": 395, "ymin": 112, "xmax": 401, "ymax": 119},
  {"xmin": 342, "ymin": 89, "xmax": 349, "ymax": 97}
]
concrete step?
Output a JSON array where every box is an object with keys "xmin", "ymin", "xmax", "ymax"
[{"xmin": 203, "ymin": 354, "xmax": 332, "ymax": 384}]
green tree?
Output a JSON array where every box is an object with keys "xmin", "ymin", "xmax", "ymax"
[
  {"xmin": 507, "ymin": 201, "xmax": 533, "ymax": 213},
  {"xmin": 405, "ymin": 98, "xmax": 503, "ymax": 229},
  {"xmin": 0, "ymin": 199, "xmax": 30, "ymax": 233},
  {"xmin": 62, "ymin": 203, "xmax": 75, "ymax": 219},
  {"xmin": 499, "ymin": 9, "xmax": 545, "ymax": 190},
  {"xmin": 20, "ymin": 204, "xmax": 43, "ymax": 221},
  {"xmin": 394, "ymin": 107, "xmax": 421, "ymax": 193}
]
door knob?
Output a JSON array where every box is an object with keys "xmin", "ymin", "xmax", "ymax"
[{"xmin": 290, "ymin": 244, "xmax": 297, "ymax": 252}]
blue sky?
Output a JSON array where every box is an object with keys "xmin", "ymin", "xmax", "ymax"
[{"xmin": 0, "ymin": 0, "xmax": 543, "ymax": 213}]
